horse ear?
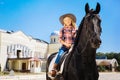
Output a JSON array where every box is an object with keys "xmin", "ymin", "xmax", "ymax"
[
  {"xmin": 94, "ymin": 2, "xmax": 100, "ymax": 14},
  {"xmin": 85, "ymin": 3, "xmax": 89, "ymax": 14}
]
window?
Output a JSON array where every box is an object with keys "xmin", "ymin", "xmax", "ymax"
[
  {"xmin": 17, "ymin": 50, "xmax": 21, "ymax": 58},
  {"xmin": 54, "ymin": 38, "xmax": 56, "ymax": 43},
  {"xmin": 36, "ymin": 61, "xmax": 38, "ymax": 67}
]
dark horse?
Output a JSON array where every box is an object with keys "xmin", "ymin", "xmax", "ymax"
[{"xmin": 46, "ymin": 3, "xmax": 102, "ymax": 80}]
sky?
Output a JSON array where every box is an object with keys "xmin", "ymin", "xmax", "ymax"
[{"xmin": 0, "ymin": 0, "xmax": 120, "ymax": 53}]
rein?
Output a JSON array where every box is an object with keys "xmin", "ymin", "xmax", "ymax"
[
  {"xmin": 75, "ymin": 38, "xmax": 89, "ymax": 55},
  {"xmin": 75, "ymin": 32, "xmax": 94, "ymax": 56}
]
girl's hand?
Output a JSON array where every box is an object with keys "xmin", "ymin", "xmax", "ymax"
[
  {"xmin": 65, "ymin": 43, "xmax": 72, "ymax": 48},
  {"xmin": 60, "ymin": 40, "xmax": 72, "ymax": 48}
]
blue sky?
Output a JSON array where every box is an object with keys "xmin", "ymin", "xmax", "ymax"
[{"xmin": 0, "ymin": 0, "xmax": 120, "ymax": 53}]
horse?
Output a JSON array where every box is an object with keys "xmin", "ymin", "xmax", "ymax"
[{"xmin": 46, "ymin": 2, "xmax": 102, "ymax": 80}]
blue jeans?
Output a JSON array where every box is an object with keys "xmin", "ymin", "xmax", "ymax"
[{"xmin": 55, "ymin": 46, "xmax": 69, "ymax": 64}]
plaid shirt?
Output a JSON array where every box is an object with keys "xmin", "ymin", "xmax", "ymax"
[{"xmin": 59, "ymin": 26, "xmax": 76, "ymax": 44}]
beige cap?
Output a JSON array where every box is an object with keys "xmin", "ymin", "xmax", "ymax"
[{"xmin": 59, "ymin": 13, "xmax": 76, "ymax": 25}]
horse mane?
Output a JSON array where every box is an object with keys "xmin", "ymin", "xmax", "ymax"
[{"xmin": 72, "ymin": 17, "xmax": 85, "ymax": 51}]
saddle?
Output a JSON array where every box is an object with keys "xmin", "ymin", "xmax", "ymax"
[{"xmin": 55, "ymin": 45, "xmax": 73, "ymax": 72}]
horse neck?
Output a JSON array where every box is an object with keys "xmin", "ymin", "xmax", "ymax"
[
  {"xmin": 73, "ymin": 21, "xmax": 96, "ymax": 57},
  {"xmin": 75, "ymin": 24, "xmax": 89, "ymax": 52}
]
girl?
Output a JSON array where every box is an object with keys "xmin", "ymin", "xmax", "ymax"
[{"xmin": 51, "ymin": 13, "xmax": 77, "ymax": 77}]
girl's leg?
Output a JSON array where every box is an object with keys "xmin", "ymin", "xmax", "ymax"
[
  {"xmin": 55, "ymin": 48, "xmax": 64, "ymax": 64},
  {"xmin": 51, "ymin": 46, "xmax": 68, "ymax": 77}
]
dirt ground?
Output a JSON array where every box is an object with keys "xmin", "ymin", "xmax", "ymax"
[
  {"xmin": 0, "ymin": 72, "xmax": 120, "ymax": 80},
  {"xmin": 99, "ymin": 72, "xmax": 120, "ymax": 80}
]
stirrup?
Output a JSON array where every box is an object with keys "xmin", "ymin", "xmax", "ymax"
[
  {"xmin": 51, "ymin": 69, "xmax": 57, "ymax": 77},
  {"xmin": 51, "ymin": 69, "xmax": 57, "ymax": 71}
]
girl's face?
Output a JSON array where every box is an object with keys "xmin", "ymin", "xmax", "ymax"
[{"xmin": 63, "ymin": 17, "xmax": 72, "ymax": 26}]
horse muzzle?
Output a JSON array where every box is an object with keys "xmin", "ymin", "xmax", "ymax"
[{"xmin": 91, "ymin": 38, "xmax": 101, "ymax": 48}]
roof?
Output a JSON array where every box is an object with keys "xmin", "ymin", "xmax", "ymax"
[
  {"xmin": 33, "ymin": 38, "xmax": 49, "ymax": 44},
  {"xmin": 51, "ymin": 31, "xmax": 59, "ymax": 36},
  {"xmin": 96, "ymin": 56, "xmax": 107, "ymax": 59},
  {"xmin": 0, "ymin": 28, "xmax": 48, "ymax": 44},
  {"xmin": 0, "ymin": 29, "xmax": 14, "ymax": 34},
  {"xmin": 29, "ymin": 57, "xmax": 41, "ymax": 61},
  {"xmin": 96, "ymin": 58, "xmax": 119, "ymax": 66}
]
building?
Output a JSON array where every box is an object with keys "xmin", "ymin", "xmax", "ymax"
[
  {"xmin": 0, "ymin": 29, "xmax": 48, "ymax": 73},
  {"xmin": 48, "ymin": 31, "xmax": 61, "ymax": 55},
  {"xmin": 96, "ymin": 58, "xmax": 119, "ymax": 72}
]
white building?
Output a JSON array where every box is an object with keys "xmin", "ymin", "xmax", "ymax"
[
  {"xmin": 0, "ymin": 29, "xmax": 48, "ymax": 73},
  {"xmin": 48, "ymin": 31, "xmax": 61, "ymax": 54}
]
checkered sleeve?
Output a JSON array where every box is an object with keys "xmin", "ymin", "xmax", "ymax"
[
  {"xmin": 59, "ymin": 28, "xmax": 63, "ymax": 42},
  {"xmin": 72, "ymin": 28, "xmax": 77, "ymax": 38}
]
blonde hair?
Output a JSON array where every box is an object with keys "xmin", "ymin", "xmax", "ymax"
[
  {"xmin": 63, "ymin": 17, "xmax": 77, "ymax": 29},
  {"xmin": 71, "ymin": 20, "xmax": 77, "ymax": 30}
]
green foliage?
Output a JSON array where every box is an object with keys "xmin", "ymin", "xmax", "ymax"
[
  {"xmin": 96, "ymin": 52, "xmax": 105, "ymax": 56},
  {"xmin": 98, "ymin": 66, "xmax": 106, "ymax": 72},
  {"xmin": 116, "ymin": 65, "xmax": 120, "ymax": 71}
]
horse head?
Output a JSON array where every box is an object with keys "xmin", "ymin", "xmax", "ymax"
[{"xmin": 84, "ymin": 3, "xmax": 102, "ymax": 48}]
